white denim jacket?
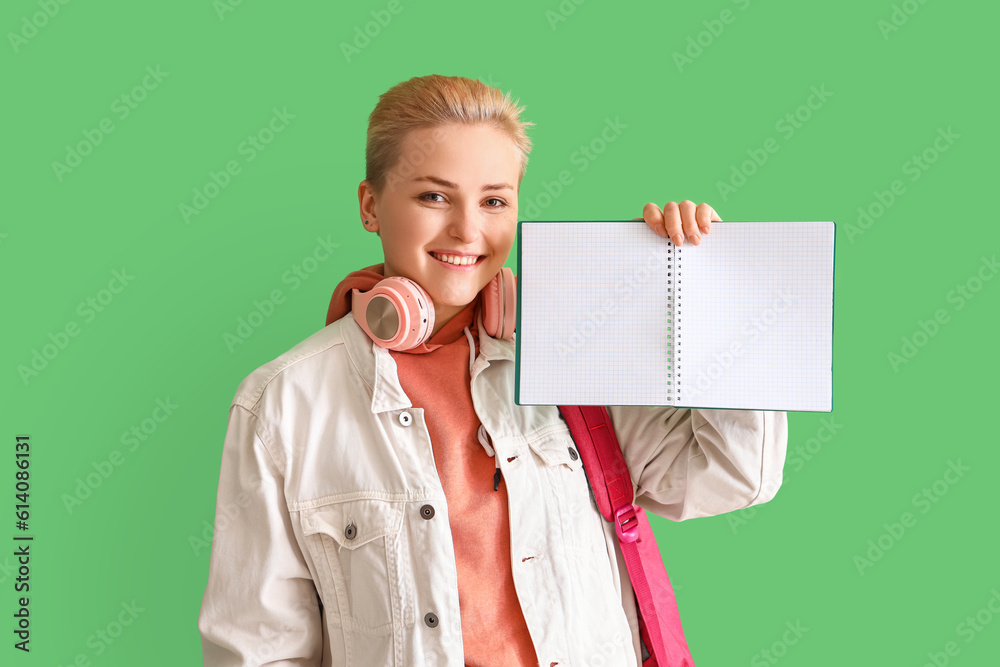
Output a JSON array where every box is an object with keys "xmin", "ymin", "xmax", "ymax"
[{"xmin": 198, "ymin": 312, "xmax": 788, "ymax": 666}]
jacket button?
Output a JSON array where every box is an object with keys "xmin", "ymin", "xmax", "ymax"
[
  {"xmin": 424, "ymin": 612, "xmax": 439, "ymax": 628},
  {"xmin": 567, "ymin": 447, "xmax": 579, "ymax": 461},
  {"xmin": 398, "ymin": 411, "xmax": 413, "ymax": 426},
  {"xmin": 344, "ymin": 522, "xmax": 357, "ymax": 540},
  {"xmin": 420, "ymin": 504, "xmax": 435, "ymax": 520}
]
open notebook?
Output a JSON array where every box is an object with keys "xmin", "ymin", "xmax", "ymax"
[{"xmin": 515, "ymin": 221, "xmax": 835, "ymax": 411}]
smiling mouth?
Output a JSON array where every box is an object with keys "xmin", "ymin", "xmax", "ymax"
[{"xmin": 429, "ymin": 251, "xmax": 483, "ymax": 266}]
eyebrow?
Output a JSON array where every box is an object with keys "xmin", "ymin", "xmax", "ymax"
[{"xmin": 411, "ymin": 175, "xmax": 514, "ymax": 192}]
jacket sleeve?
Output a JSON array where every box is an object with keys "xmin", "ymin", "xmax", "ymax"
[
  {"xmin": 198, "ymin": 403, "xmax": 323, "ymax": 666},
  {"xmin": 605, "ymin": 406, "xmax": 787, "ymax": 521}
]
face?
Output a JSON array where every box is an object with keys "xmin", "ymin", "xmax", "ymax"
[{"xmin": 358, "ymin": 122, "xmax": 520, "ymax": 334}]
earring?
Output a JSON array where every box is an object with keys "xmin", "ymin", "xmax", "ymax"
[{"xmin": 364, "ymin": 220, "xmax": 369, "ymax": 225}]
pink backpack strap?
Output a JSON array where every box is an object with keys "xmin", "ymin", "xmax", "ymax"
[{"xmin": 559, "ymin": 405, "xmax": 696, "ymax": 667}]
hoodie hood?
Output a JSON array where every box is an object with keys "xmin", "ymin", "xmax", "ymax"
[{"xmin": 325, "ymin": 263, "xmax": 386, "ymax": 327}]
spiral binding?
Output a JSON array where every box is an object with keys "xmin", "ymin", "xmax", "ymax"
[{"xmin": 667, "ymin": 243, "xmax": 683, "ymax": 406}]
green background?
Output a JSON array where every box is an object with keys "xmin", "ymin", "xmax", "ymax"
[{"xmin": 3, "ymin": 0, "xmax": 997, "ymax": 664}]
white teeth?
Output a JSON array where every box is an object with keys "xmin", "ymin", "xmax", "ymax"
[{"xmin": 433, "ymin": 252, "xmax": 478, "ymax": 266}]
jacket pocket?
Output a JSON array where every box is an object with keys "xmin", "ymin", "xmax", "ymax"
[
  {"xmin": 527, "ymin": 425, "xmax": 606, "ymax": 533},
  {"xmin": 299, "ymin": 498, "xmax": 410, "ymax": 634},
  {"xmin": 526, "ymin": 425, "xmax": 594, "ymax": 512}
]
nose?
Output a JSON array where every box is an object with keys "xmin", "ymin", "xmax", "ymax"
[{"xmin": 447, "ymin": 204, "xmax": 481, "ymax": 244}]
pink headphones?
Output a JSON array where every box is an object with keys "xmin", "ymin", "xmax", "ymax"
[{"xmin": 352, "ymin": 267, "xmax": 516, "ymax": 351}]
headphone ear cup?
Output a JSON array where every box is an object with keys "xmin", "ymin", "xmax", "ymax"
[
  {"xmin": 482, "ymin": 267, "xmax": 517, "ymax": 340},
  {"xmin": 352, "ymin": 277, "xmax": 435, "ymax": 350}
]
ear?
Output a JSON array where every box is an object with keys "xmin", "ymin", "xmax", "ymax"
[{"xmin": 358, "ymin": 180, "xmax": 380, "ymax": 233}]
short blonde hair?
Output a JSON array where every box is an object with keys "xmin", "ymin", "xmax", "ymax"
[{"xmin": 365, "ymin": 74, "xmax": 534, "ymax": 195}]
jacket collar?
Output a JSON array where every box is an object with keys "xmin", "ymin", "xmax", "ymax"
[{"xmin": 340, "ymin": 307, "xmax": 515, "ymax": 414}]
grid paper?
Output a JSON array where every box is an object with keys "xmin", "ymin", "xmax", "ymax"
[
  {"xmin": 516, "ymin": 221, "xmax": 834, "ymax": 411},
  {"xmin": 675, "ymin": 222, "xmax": 833, "ymax": 411},
  {"xmin": 518, "ymin": 222, "xmax": 673, "ymax": 405}
]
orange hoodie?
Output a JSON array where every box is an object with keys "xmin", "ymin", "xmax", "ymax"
[{"xmin": 327, "ymin": 265, "xmax": 537, "ymax": 667}]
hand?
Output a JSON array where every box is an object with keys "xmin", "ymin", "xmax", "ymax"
[{"xmin": 632, "ymin": 201, "xmax": 722, "ymax": 246}]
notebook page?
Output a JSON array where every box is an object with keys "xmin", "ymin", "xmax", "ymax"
[
  {"xmin": 675, "ymin": 221, "xmax": 834, "ymax": 411},
  {"xmin": 517, "ymin": 221, "xmax": 673, "ymax": 405}
]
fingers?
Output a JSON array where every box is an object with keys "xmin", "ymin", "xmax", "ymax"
[
  {"xmin": 640, "ymin": 201, "xmax": 723, "ymax": 245},
  {"xmin": 641, "ymin": 203, "xmax": 667, "ymax": 238},
  {"xmin": 662, "ymin": 201, "xmax": 683, "ymax": 246},
  {"xmin": 678, "ymin": 200, "xmax": 702, "ymax": 245},
  {"xmin": 695, "ymin": 202, "xmax": 721, "ymax": 237}
]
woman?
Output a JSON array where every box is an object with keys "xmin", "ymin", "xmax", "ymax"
[{"xmin": 199, "ymin": 74, "xmax": 788, "ymax": 666}]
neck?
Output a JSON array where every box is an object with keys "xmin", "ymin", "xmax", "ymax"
[{"xmin": 431, "ymin": 302, "xmax": 467, "ymax": 337}]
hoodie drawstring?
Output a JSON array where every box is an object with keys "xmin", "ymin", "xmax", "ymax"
[
  {"xmin": 477, "ymin": 424, "xmax": 502, "ymax": 491},
  {"xmin": 476, "ymin": 423, "xmax": 495, "ymax": 457},
  {"xmin": 467, "ymin": 326, "xmax": 501, "ymax": 491}
]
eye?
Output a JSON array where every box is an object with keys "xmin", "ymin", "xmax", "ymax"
[
  {"xmin": 420, "ymin": 192, "xmax": 446, "ymax": 203},
  {"xmin": 485, "ymin": 197, "xmax": 507, "ymax": 209}
]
